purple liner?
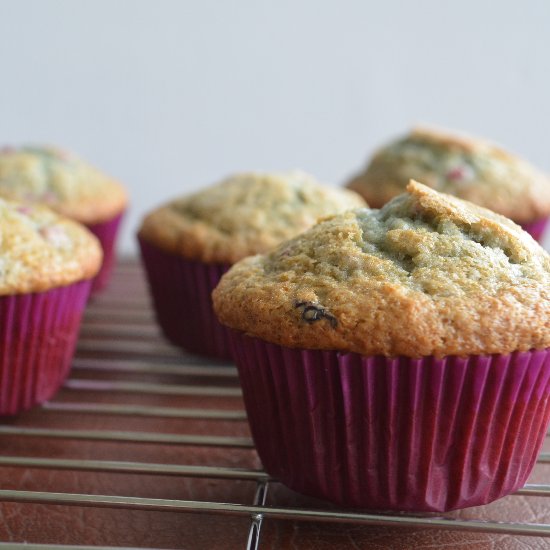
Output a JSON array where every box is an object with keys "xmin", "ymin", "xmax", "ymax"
[
  {"xmin": 519, "ymin": 217, "xmax": 548, "ymax": 242},
  {"xmin": 230, "ymin": 331, "xmax": 550, "ymax": 512},
  {"xmin": 0, "ymin": 280, "xmax": 91, "ymax": 416},
  {"xmin": 86, "ymin": 211, "xmax": 125, "ymax": 293},
  {"xmin": 138, "ymin": 236, "xmax": 232, "ymax": 359}
]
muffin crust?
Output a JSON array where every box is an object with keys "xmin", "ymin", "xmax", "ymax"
[
  {"xmin": 0, "ymin": 146, "xmax": 128, "ymax": 224},
  {"xmin": 347, "ymin": 127, "xmax": 550, "ymax": 222},
  {"xmin": 138, "ymin": 171, "xmax": 365, "ymax": 264},
  {"xmin": 213, "ymin": 181, "xmax": 550, "ymax": 357},
  {"xmin": 0, "ymin": 198, "xmax": 102, "ymax": 294}
]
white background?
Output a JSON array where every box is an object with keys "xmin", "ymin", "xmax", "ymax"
[{"xmin": 1, "ymin": 0, "xmax": 549, "ymax": 253}]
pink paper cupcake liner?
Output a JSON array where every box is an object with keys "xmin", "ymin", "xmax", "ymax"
[
  {"xmin": 86, "ymin": 211, "xmax": 125, "ymax": 293},
  {"xmin": 519, "ymin": 217, "xmax": 548, "ymax": 242},
  {"xmin": 138, "ymin": 236, "xmax": 232, "ymax": 360},
  {"xmin": 229, "ymin": 331, "xmax": 550, "ymax": 512},
  {"xmin": 0, "ymin": 280, "xmax": 91, "ymax": 416}
]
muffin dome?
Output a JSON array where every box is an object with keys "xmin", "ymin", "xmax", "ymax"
[
  {"xmin": 138, "ymin": 170, "xmax": 366, "ymax": 264},
  {"xmin": 214, "ymin": 181, "xmax": 550, "ymax": 357},
  {"xmin": 0, "ymin": 198, "xmax": 102, "ymax": 294},
  {"xmin": 347, "ymin": 127, "xmax": 550, "ymax": 223},
  {"xmin": 0, "ymin": 146, "xmax": 127, "ymax": 224}
]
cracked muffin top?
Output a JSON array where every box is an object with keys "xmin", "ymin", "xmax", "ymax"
[
  {"xmin": 213, "ymin": 181, "xmax": 550, "ymax": 358},
  {"xmin": 138, "ymin": 170, "xmax": 366, "ymax": 264},
  {"xmin": 0, "ymin": 146, "xmax": 128, "ymax": 224},
  {"xmin": 0, "ymin": 198, "xmax": 102, "ymax": 295},
  {"xmin": 346, "ymin": 127, "xmax": 550, "ymax": 223}
]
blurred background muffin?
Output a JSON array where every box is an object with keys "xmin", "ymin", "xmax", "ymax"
[
  {"xmin": 214, "ymin": 181, "xmax": 550, "ymax": 512},
  {"xmin": 346, "ymin": 127, "xmax": 550, "ymax": 241},
  {"xmin": 0, "ymin": 146, "xmax": 128, "ymax": 292},
  {"xmin": 0, "ymin": 198, "xmax": 102, "ymax": 415},
  {"xmin": 138, "ymin": 170, "xmax": 365, "ymax": 359}
]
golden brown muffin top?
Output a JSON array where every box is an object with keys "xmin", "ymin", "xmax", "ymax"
[
  {"xmin": 0, "ymin": 198, "xmax": 103, "ymax": 295},
  {"xmin": 138, "ymin": 170, "xmax": 366, "ymax": 264},
  {"xmin": 347, "ymin": 127, "xmax": 550, "ymax": 223},
  {"xmin": 0, "ymin": 146, "xmax": 128, "ymax": 224},
  {"xmin": 213, "ymin": 181, "xmax": 550, "ymax": 358}
]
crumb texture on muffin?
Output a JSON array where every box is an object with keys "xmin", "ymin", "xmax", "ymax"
[
  {"xmin": 0, "ymin": 146, "xmax": 128, "ymax": 223},
  {"xmin": 138, "ymin": 171, "xmax": 366, "ymax": 263},
  {"xmin": 0, "ymin": 198, "xmax": 103, "ymax": 294},
  {"xmin": 347, "ymin": 127, "xmax": 550, "ymax": 222},
  {"xmin": 213, "ymin": 181, "xmax": 550, "ymax": 357}
]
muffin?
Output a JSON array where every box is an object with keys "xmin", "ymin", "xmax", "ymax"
[
  {"xmin": 0, "ymin": 198, "xmax": 102, "ymax": 415},
  {"xmin": 0, "ymin": 146, "xmax": 128, "ymax": 292},
  {"xmin": 346, "ymin": 127, "xmax": 550, "ymax": 241},
  {"xmin": 138, "ymin": 170, "xmax": 365, "ymax": 359},
  {"xmin": 213, "ymin": 180, "xmax": 550, "ymax": 512}
]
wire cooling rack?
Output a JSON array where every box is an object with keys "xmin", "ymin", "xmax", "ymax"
[{"xmin": 0, "ymin": 259, "xmax": 549, "ymax": 550}]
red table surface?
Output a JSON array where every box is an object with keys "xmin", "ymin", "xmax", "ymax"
[{"xmin": 0, "ymin": 259, "xmax": 548, "ymax": 550}]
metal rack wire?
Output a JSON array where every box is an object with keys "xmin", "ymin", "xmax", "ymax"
[{"xmin": 0, "ymin": 260, "xmax": 549, "ymax": 550}]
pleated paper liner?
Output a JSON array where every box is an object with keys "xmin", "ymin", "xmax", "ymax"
[
  {"xmin": 229, "ymin": 331, "xmax": 550, "ymax": 512},
  {"xmin": 0, "ymin": 280, "xmax": 91, "ymax": 416},
  {"xmin": 519, "ymin": 217, "xmax": 548, "ymax": 242},
  {"xmin": 86, "ymin": 211, "xmax": 125, "ymax": 293},
  {"xmin": 138, "ymin": 236, "xmax": 232, "ymax": 360}
]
